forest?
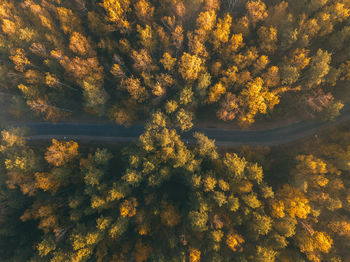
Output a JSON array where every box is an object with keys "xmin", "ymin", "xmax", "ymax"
[{"xmin": 0, "ymin": 0, "xmax": 350, "ymax": 261}]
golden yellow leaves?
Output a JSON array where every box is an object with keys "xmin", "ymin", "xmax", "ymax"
[
  {"xmin": 110, "ymin": 64, "xmax": 125, "ymax": 78},
  {"xmin": 213, "ymin": 73, "xmax": 283, "ymax": 126},
  {"xmin": 160, "ymin": 52, "xmax": 177, "ymax": 71},
  {"xmin": 10, "ymin": 48, "xmax": 30, "ymax": 72},
  {"xmin": 0, "ymin": 129, "xmax": 26, "ymax": 148},
  {"xmin": 207, "ymin": 82, "xmax": 226, "ymax": 103},
  {"xmin": 178, "ymin": 53, "xmax": 204, "ymax": 82},
  {"xmin": 172, "ymin": 25, "xmax": 184, "ymax": 49},
  {"xmin": 131, "ymin": 49, "xmax": 154, "ymax": 72},
  {"xmin": 165, "ymin": 100, "xmax": 178, "ymax": 114},
  {"xmin": 295, "ymin": 155, "xmax": 327, "ymax": 175},
  {"xmin": 134, "ymin": 0, "xmax": 154, "ymax": 23},
  {"xmin": 64, "ymin": 57, "xmax": 104, "ymax": 83},
  {"xmin": 229, "ymin": 33, "xmax": 244, "ymax": 52},
  {"xmin": 37, "ymin": 237, "xmax": 56, "ymax": 257},
  {"xmin": 246, "ymin": 0, "xmax": 268, "ymax": 24},
  {"xmin": 226, "ymin": 232, "xmax": 245, "ymax": 252},
  {"xmin": 0, "ymin": 1, "xmax": 14, "ymax": 20},
  {"xmin": 96, "ymin": 216, "xmax": 112, "ymax": 231},
  {"xmin": 275, "ymin": 185, "xmax": 311, "ymax": 219},
  {"xmin": 324, "ymin": 2, "xmax": 350, "ymax": 23},
  {"xmin": 271, "ymin": 200, "xmax": 285, "ymax": 218},
  {"xmin": 176, "ymin": 108, "xmax": 193, "ymax": 131},
  {"xmin": 297, "ymin": 231, "xmax": 333, "ymax": 262},
  {"xmin": 212, "ymin": 14, "xmax": 232, "ymax": 49},
  {"xmin": 328, "ymin": 220, "xmax": 350, "ymax": 237},
  {"xmin": 254, "ymin": 55, "xmax": 269, "ymax": 73},
  {"xmin": 120, "ymin": 198, "xmax": 138, "ymax": 218},
  {"xmin": 137, "ymin": 24, "xmax": 154, "ymax": 49},
  {"xmin": 188, "ymin": 32, "xmax": 208, "ymax": 57},
  {"xmin": 189, "ymin": 248, "xmax": 201, "ymax": 262},
  {"xmin": 69, "ymin": 32, "xmax": 92, "ymax": 56},
  {"xmin": 121, "ymin": 77, "xmax": 148, "ymax": 102},
  {"xmin": 45, "ymin": 139, "xmax": 79, "ymax": 167},
  {"xmin": 34, "ymin": 172, "xmax": 60, "ymax": 194},
  {"xmin": 224, "ymin": 153, "xmax": 247, "ymax": 176},
  {"xmin": 238, "ymin": 77, "xmax": 281, "ymax": 126},
  {"xmin": 290, "ymin": 48, "xmax": 311, "ymax": 70},
  {"xmin": 152, "ymin": 82, "xmax": 165, "ymax": 97},
  {"xmin": 100, "ymin": 0, "xmax": 131, "ymax": 31},
  {"xmin": 195, "ymin": 10, "xmax": 216, "ymax": 39},
  {"xmin": 1, "ymin": 18, "xmax": 16, "ymax": 35},
  {"xmin": 5, "ymin": 156, "xmax": 27, "ymax": 171},
  {"xmin": 45, "ymin": 72, "xmax": 58, "ymax": 87},
  {"xmin": 203, "ymin": 176, "xmax": 217, "ymax": 192}
]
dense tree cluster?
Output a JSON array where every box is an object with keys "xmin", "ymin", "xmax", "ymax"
[
  {"xmin": 1, "ymin": 0, "xmax": 350, "ymax": 261},
  {"xmin": 0, "ymin": 0, "xmax": 349, "ymax": 126},
  {"xmin": 0, "ymin": 121, "xmax": 349, "ymax": 261}
]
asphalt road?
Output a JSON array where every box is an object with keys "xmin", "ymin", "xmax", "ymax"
[{"xmin": 12, "ymin": 105, "xmax": 350, "ymax": 147}]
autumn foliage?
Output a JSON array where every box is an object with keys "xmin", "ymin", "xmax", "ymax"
[{"xmin": 0, "ymin": 0, "xmax": 350, "ymax": 261}]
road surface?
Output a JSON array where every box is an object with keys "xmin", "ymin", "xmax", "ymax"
[{"xmin": 11, "ymin": 105, "xmax": 350, "ymax": 147}]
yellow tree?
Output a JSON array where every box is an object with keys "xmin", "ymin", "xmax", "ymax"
[
  {"xmin": 176, "ymin": 108, "xmax": 193, "ymax": 131},
  {"xmin": 246, "ymin": 0, "xmax": 268, "ymax": 25},
  {"xmin": 120, "ymin": 77, "xmax": 148, "ymax": 102},
  {"xmin": 207, "ymin": 82, "xmax": 226, "ymax": 103},
  {"xmin": 296, "ymin": 230, "xmax": 333, "ymax": 262},
  {"xmin": 9, "ymin": 48, "xmax": 30, "ymax": 72},
  {"xmin": 45, "ymin": 139, "xmax": 79, "ymax": 167},
  {"xmin": 160, "ymin": 52, "xmax": 176, "ymax": 71},
  {"xmin": 27, "ymin": 98, "xmax": 68, "ymax": 121},
  {"xmin": 131, "ymin": 49, "xmax": 155, "ymax": 72},
  {"xmin": 120, "ymin": 198, "xmax": 138, "ymax": 218},
  {"xmin": 229, "ymin": 33, "xmax": 244, "ymax": 53},
  {"xmin": 212, "ymin": 14, "xmax": 232, "ymax": 50},
  {"xmin": 137, "ymin": 24, "xmax": 154, "ymax": 50},
  {"xmin": 69, "ymin": 32, "xmax": 93, "ymax": 56},
  {"xmin": 34, "ymin": 172, "xmax": 60, "ymax": 194},
  {"xmin": 134, "ymin": 0, "xmax": 154, "ymax": 24},
  {"xmin": 188, "ymin": 32, "xmax": 208, "ymax": 57},
  {"xmin": 172, "ymin": 25, "xmax": 184, "ymax": 49},
  {"xmin": 226, "ymin": 232, "xmax": 245, "ymax": 252},
  {"xmin": 195, "ymin": 10, "xmax": 217, "ymax": 40},
  {"xmin": 1, "ymin": 18, "xmax": 17, "ymax": 35},
  {"xmin": 0, "ymin": 128, "xmax": 26, "ymax": 148},
  {"xmin": 253, "ymin": 55, "xmax": 269, "ymax": 74},
  {"xmin": 306, "ymin": 49, "xmax": 331, "ymax": 88},
  {"xmin": 238, "ymin": 77, "xmax": 281, "ymax": 127},
  {"xmin": 290, "ymin": 48, "xmax": 310, "ymax": 70},
  {"xmin": 275, "ymin": 184, "xmax": 311, "ymax": 219},
  {"xmin": 178, "ymin": 53, "xmax": 204, "ymax": 82},
  {"xmin": 189, "ymin": 248, "xmax": 201, "ymax": 262},
  {"xmin": 100, "ymin": 0, "xmax": 131, "ymax": 32}
]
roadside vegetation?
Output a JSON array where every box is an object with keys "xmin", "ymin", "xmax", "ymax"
[{"xmin": 1, "ymin": 0, "xmax": 349, "ymax": 127}]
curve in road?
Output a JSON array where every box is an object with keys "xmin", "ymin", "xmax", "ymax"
[{"xmin": 13, "ymin": 105, "xmax": 350, "ymax": 147}]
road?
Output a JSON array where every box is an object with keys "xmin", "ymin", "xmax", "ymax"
[{"xmin": 12, "ymin": 105, "xmax": 350, "ymax": 147}]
